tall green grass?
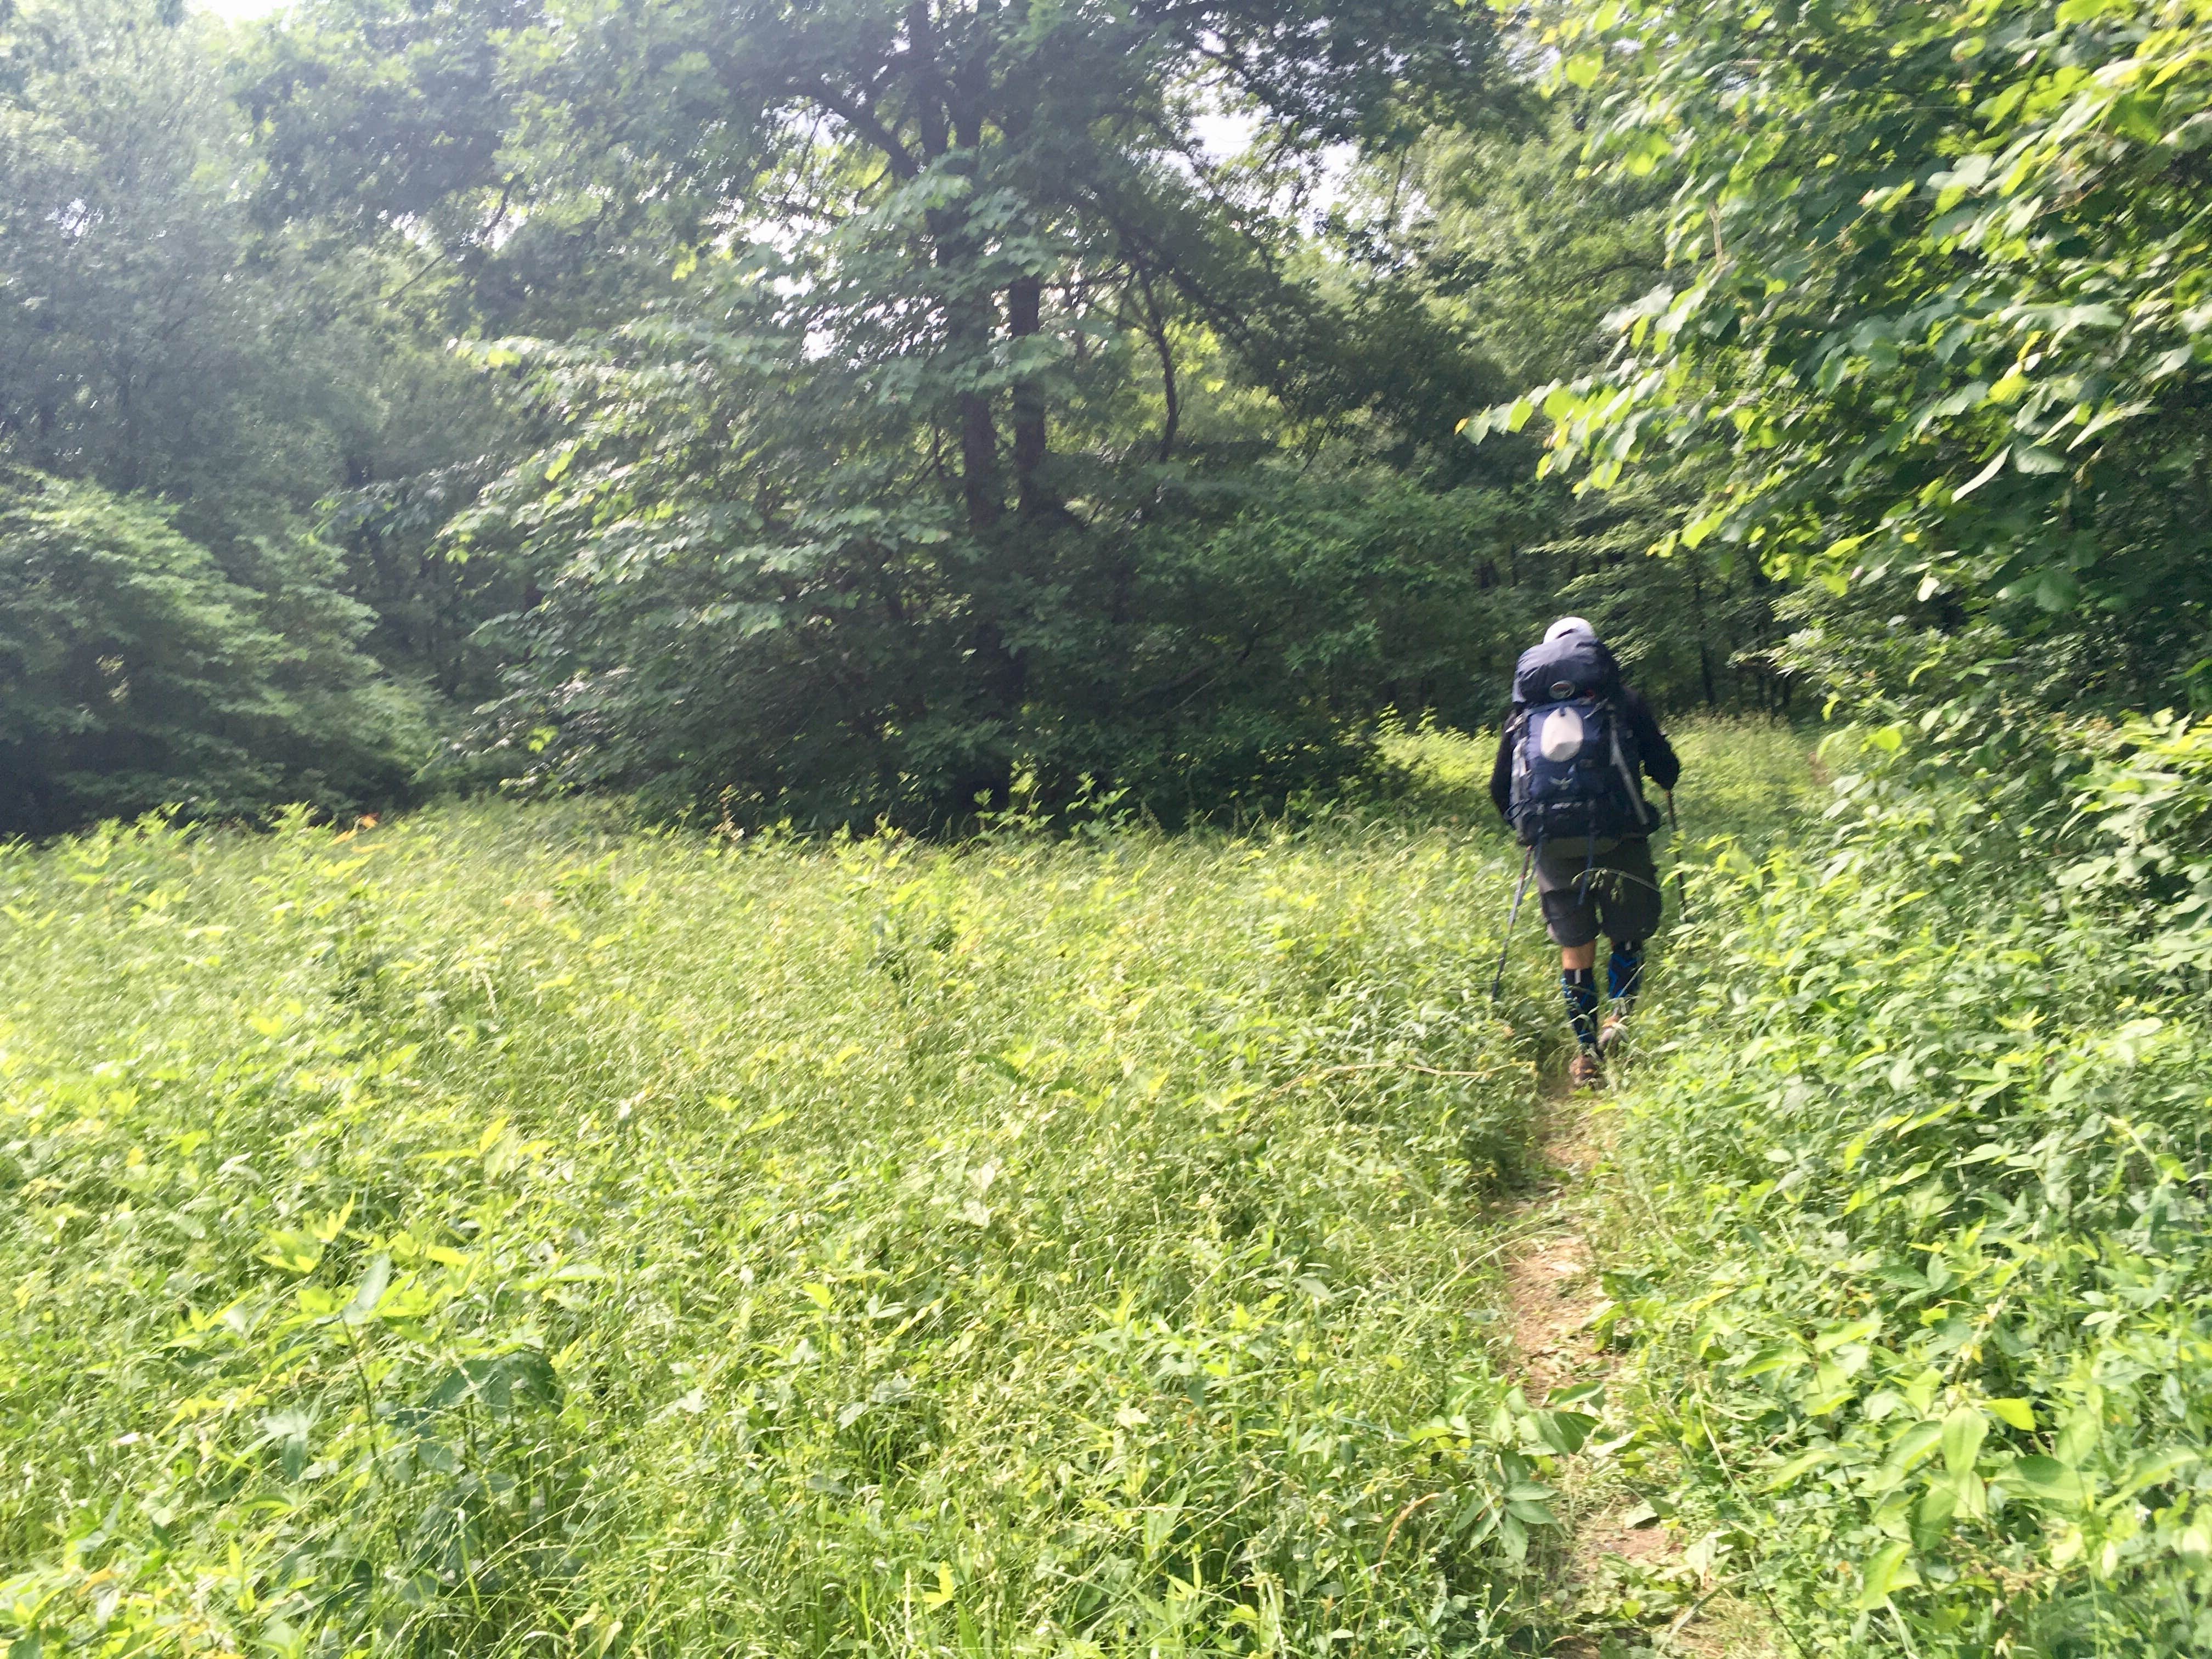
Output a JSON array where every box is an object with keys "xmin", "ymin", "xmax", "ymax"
[
  {"xmin": 0, "ymin": 733, "xmax": 1622, "ymax": 1658},
  {"xmin": 0, "ymin": 721, "xmax": 1797, "ymax": 1657},
  {"xmin": 1600, "ymin": 722, "xmax": 2212, "ymax": 1655}
]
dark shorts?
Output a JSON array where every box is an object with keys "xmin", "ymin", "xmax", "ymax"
[{"xmin": 1534, "ymin": 837, "xmax": 1663, "ymax": 949}]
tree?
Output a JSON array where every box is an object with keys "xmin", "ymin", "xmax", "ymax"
[
  {"xmin": 0, "ymin": 469, "xmax": 425, "ymax": 834},
  {"xmin": 247, "ymin": 0, "xmax": 1515, "ymax": 821},
  {"xmin": 450, "ymin": 277, "xmax": 1544, "ymax": 826},
  {"xmin": 0, "ymin": 0, "xmax": 447, "ymax": 827},
  {"xmin": 1471, "ymin": 0, "xmax": 2212, "ymax": 719},
  {"xmin": 0, "ymin": 0, "xmax": 336, "ymax": 537}
]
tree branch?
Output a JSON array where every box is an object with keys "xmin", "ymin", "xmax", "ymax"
[
  {"xmin": 1130, "ymin": 258, "xmax": 1180, "ymax": 463},
  {"xmin": 806, "ymin": 82, "xmax": 920, "ymax": 179}
]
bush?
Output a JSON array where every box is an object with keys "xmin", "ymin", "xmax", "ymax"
[
  {"xmin": 1602, "ymin": 723, "xmax": 2212, "ymax": 1654},
  {"xmin": 0, "ymin": 469, "xmax": 428, "ymax": 833}
]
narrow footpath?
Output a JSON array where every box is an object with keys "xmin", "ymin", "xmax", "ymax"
[{"xmin": 1500, "ymin": 1089, "xmax": 1763, "ymax": 1658}]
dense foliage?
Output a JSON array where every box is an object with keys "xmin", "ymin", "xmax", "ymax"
[
  {"xmin": 0, "ymin": 0, "xmax": 1804, "ymax": 833},
  {"xmin": 0, "ymin": 0, "xmax": 440, "ymax": 830},
  {"xmin": 1581, "ymin": 717, "xmax": 2212, "ymax": 1654},
  {"xmin": 1429, "ymin": 13, "xmax": 2212, "ymax": 1648},
  {"xmin": 351, "ymin": 0, "xmax": 1523, "ymax": 823},
  {"xmin": 1476, "ymin": 0, "xmax": 2212, "ymax": 720},
  {"xmin": 0, "ymin": 471, "xmax": 422, "ymax": 833},
  {"xmin": 0, "ymin": 740, "xmax": 1640, "ymax": 1657}
]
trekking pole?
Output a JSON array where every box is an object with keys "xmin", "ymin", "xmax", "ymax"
[
  {"xmin": 1488, "ymin": 848, "xmax": 1536, "ymax": 1002},
  {"xmin": 1666, "ymin": 790, "xmax": 1691, "ymax": 923}
]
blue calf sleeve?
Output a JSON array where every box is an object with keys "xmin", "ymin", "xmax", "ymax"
[
  {"xmin": 1607, "ymin": 943, "xmax": 1645, "ymax": 1006},
  {"xmin": 1561, "ymin": 967, "xmax": 1600, "ymax": 1049}
]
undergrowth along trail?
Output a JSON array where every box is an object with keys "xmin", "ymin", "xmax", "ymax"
[
  {"xmin": 0, "ymin": 721, "xmax": 1798, "ymax": 1657},
  {"xmin": 1579, "ymin": 716, "xmax": 2212, "ymax": 1657}
]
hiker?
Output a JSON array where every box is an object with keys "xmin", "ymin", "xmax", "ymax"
[{"xmin": 1489, "ymin": 617, "xmax": 1680, "ymax": 1089}]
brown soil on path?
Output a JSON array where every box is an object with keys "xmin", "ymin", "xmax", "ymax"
[
  {"xmin": 1500, "ymin": 1105, "xmax": 1605, "ymax": 1408},
  {"xmin": 1503, "ymin": 1081, "xmax": 1770, "ymax": 1658}
]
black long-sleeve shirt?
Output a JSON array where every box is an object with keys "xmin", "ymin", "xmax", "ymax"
[{"xmin": 1488, "ymin": 686, "xmax": 1680, "ymax": 822}]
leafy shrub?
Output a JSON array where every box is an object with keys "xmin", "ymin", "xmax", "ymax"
[
  {"xmin": 1602, "ymin": 724, "xmax": 2212, "ymax": 1654},
  {"xmin": 2062, "ymin": 710, "xmax": 2212, "ymax": 974},
  {"xmin": 0, "ymin": 469, "xmax": 427, "ymax": 834},
  {"xmin": 1481, "ymin": 0, "xmax": 2212, "ymax": 720}
]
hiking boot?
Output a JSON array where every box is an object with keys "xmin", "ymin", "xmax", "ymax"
[
  {"xmin": 1598, "ymin": 1013, "xmax": 1630, "ymax": 1053},
  {"xmin": 1568, "ymin": 1049, "xmax": 1605, "ymax": 1091}
]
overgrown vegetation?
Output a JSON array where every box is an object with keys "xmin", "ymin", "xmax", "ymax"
[
  {"xmin": 3, "ymin": 729, "xmax": 1766, "ymax": 1658},
  {"xmin": 1578, "ymin": 717, "xmax": 2212, "ymax": 1655},
  {"xmin": 14, "ymin": 0, "xmax": 2212, "ymax": 1650},
  {"xmin": 1478, "ymin": 0, "xmax": 2212, "ymax": 719}
]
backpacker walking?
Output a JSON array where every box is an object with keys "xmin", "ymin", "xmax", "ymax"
[{"xmin": 1489, "ymin": 617, "xmax": 1681, "ymax": 1090}]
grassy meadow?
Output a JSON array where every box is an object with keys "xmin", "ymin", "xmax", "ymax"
[
  {"xmin": 0, "ymin": 723, "xmax": 1810, "ymax": 1658},
  {"xmin": 0, "ymin": 724, "xmax": 1802, "ymax": 1658},
  {"xmin": 14, "ymin": 673, "xmax": 2205, "ymax": 1658}
]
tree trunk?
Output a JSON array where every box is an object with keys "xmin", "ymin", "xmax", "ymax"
[
  {"xmin": 1688, "ymin": 556, "xmax": 1719, "ymax": 708},
  {"xmin": 1008, "ymin": 273, "xmax": 1048, "ymax": 516},
  {"xmin": 1131, "ymin": 261, "xmax": 1178, "ymax": 464},
  {"xmin": 933, "ymin": 194, "xmax": 1001, "ymax": 531},
  {"xmin": 959, "ymin": 386, "xmax": 1002, "ymax": 531}
]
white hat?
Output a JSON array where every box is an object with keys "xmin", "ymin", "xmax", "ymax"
[{"xmin": 1544, "ymin": 616, "xmax": 1596, "ymax": 644}]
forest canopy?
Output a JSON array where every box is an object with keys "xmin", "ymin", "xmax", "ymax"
[{"xmin": 1, "ymin": 0, "xmax": 2204, "ymax": 832}]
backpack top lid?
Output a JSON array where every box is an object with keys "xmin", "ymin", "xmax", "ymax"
[{"xmin": 1511, "ymin": 631, "xmax": 1620, "ymax": 708}]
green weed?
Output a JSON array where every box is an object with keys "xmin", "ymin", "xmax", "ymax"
[
  {"xmin": 0, "ymin": 743, "xmax": 1671, "ymax": 1658},
  {"xmin": 1600, "ymin": 721, "xmax": 2212, "ymax": 1655}
]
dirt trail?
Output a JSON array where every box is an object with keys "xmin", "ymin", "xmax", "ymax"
[
  {"xmin": 1500, "ymin": 1102, "xmax": 1607, "ymax": 1408},
  {"xmin": 1500, "ymin": 1088, "xmax": 1737, "ymax": 1657}
]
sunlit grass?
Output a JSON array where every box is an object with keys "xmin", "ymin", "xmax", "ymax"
[
  {"xmin": 0, "ymin": 723, "xmax": 1805, "ymax": 1657},
  {"xmin": 1383, "ymin": 714, "xmax": 1816, "ymax": 850}
]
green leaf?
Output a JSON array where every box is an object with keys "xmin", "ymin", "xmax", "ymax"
[
  {"xmin": 342, "ymin": 1253, "xmax": 393, "ymax": 1323},
  {"xmin": 1920, "ymin": 1464, "xmax": 1986, "ymax": 1526},
  {"xmin": 1953, "ymin": 448, "xmax": 2010, "ymax": 500},
  {"xmin": 2111, "ymin": 1448, "xmax": 2199, "ymax": 1499},
  {"xmin": 1528, "ymin": 1408, "xmax": 1599, "ymax": 1455},
  {"xmin": 1884, "ymin": 1418, "xmax": 1946, "ymax": 1474},
  {"xmin": 2025, "ymin": 567, "xmax": 2080, "ymax": 612},
  {"xmin": 1813, "ymin": 1316, "xmax": 1880, "ymax": 1353},
  {"xmin": 1620, "ymin": 131, "xmax": 1671, "ymax": 178},
  {"xmin": 1761, "ymin": 1446, "xmax": 1837, "ymax": 1490},
  {"xmin": 1737, "ymin": 1342, "xmax": 1804, "ymax": 1379},
  {"xmin": 1857, "ymin": 1538, "xmax": 1920, "ymax": 1608},
  {"xmin": 1941, "ymin": 1405, "xmax": 1986, "ymax": 1474},
  {"xmin": 2005, "ymin": 1455, "xmax": 2087, "ymax": 1508},
  {"xmin": 258, "ymin": 1230, "xmax": 327, "ymax": 1276}
]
